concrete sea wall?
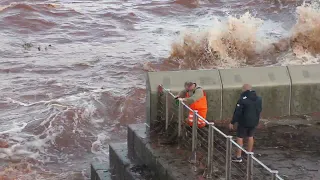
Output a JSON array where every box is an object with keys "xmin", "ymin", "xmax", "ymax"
[{"xmin": 146, "ymin": 64, "xmax": 320, "ymax": 129}]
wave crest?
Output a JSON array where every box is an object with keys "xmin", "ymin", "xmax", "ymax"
[
  {"xmin": 168, "ymin": 12, "xmax": 264, "ymax": 69},
  {"xmin": 291, "ymin": 1, "xmax": 320, "ymax": 56}
]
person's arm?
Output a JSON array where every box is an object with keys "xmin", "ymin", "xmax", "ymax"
[
  {"xmin": 256, "ymin": 97, "xmax": 262, "ymax": 116},
  {"xmin": 184, "ymin": 88, "xmax": 203, "ymax": 104},
  {"xmin": 231, "ymin": 98, "xmax": 244, "ymax": 124},
  {"xmin": 176, "ymin": 89, "xmax": 187, "ymax": 99}
]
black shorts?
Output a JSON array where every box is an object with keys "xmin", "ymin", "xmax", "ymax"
[{"xmin": 237, "ymin": 126, "xmax": 256, "ymax": 138}]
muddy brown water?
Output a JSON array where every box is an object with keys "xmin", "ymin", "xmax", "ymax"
[{"xmin": 1, "ymin": 0, "xmax": 320, "ymax": 179}]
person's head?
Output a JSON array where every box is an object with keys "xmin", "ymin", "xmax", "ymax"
[
  {"xmin": 242, "ymin": 84, "xmax": 252, "ymax": 92},
  {"xmin": 184, "ymin": 81, "xmax": 196, "ymax": 91}
]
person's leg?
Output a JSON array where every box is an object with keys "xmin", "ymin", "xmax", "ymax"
[
  {"xmin": 247, "ymin": 127, "xmax": 256, "ymax": 152},
  {"xmin": 186, "ymin": 111, "xmax": 193, "ymax": 126},
  {"xmin": 236, "ymin": 137, "xmax": 243, "ymax": 157},
  {"xmin": 247, "ymin": 137, "xmax": 254, "ymax": 152},
  {"xmin": 232, "ymin": 126, "xmax": 245, "ymax": 162},
  {"xmin": 197, "ymin": 109, "xmax": 207, "ymax": 128}
]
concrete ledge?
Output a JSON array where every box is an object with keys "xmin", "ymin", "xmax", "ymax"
[
  {"xmin": 109, "ymin": 142, "xmax": 155, "ymax": 180},
  {"xmin": 91, "ymin": 163, "xmax": 111, "ymax": 180},
  {"xmin": 147, "ymin": 65, "xmax": 320, "ymax": 129},
  {"xmin": 219, "ymin": 66, "xmax": 291, "ymax": 119},
  {"xmin": 287, "ymin": 64, "xmax": 320, "ymax": 115},
  {"xmin": 128, "ymin": 123, "xmax": 200, "ymax": 180},
  {"xmin": 146, "ymin": 70, "xmax": 222, "ymax": 129},
  {"xmin": 109, "ymin": 143, "xmax": 130, "ymax": 180}
]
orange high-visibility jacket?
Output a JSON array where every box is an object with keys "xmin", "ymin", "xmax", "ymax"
[{"xmin": 186, "ymin": 87, "xmax": 207, "ymax": 128}]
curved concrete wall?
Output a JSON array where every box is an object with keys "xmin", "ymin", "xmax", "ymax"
[
  {"xmin": 146, "ymin": 70, "xmax": 222, "ymax": 129},
  {"xmin": 219, "ymin": 66, "xmax": 291, "ymax": 119},
  {"xmin": 146, "ymin": 65, "xmax": 320, "ymax": 127},
  {"xmin": 287, "ymin": 64, "xmax": 320, "ymax": 115}
]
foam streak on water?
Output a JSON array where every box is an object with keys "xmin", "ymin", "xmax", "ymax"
[{"xmin": 0, "ymin": 0, "xmax": 319, "ymax": 179}]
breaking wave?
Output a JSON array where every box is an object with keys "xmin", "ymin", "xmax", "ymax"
[
  {"xmin": 168, "ymin": 12, "xmax": 264, "ymax": 69},
  {"xmin": 290, "ymin": 1, "xmax": 320, "ymax": 56},
  {"xmin": 160, "ymin": 1, "xmax": 320, "ymax": 70}
]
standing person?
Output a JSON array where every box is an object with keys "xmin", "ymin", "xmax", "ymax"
[
  {"xmin": 175, "ymin": 81, "xmax": 207, "ymax": 128},
  {"xmin": 229, "ymin": 84, "xmax": 262, "ymax": 162}
]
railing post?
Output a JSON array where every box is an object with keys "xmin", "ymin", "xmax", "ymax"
[
  {"xmin": 190, "ymin": 110, "xmax": 198, "ymax": 164},
  {"xmin": 165, "ymin": 89, "xmax": 169, "ymax": 130},
  {"xmin": 225, "ymin": 136, "xmax": 232, "ymax": 180},
  {"xmin": 178, "ymin": 100, "xmax": 183, "ymax": 137},
  {"xmin": 206, "ymin": 124, "xmax": 214, "ymax": 178},
  {"xmin": 271, "ymin": 170, "xmax": 278, "ymax": 180},
  {"xmin": 246, "ymin": 152, "xmax": 254, "ymax": 180}
]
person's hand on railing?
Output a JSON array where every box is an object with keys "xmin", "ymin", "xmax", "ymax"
[
  {"xmin": 178, "ymin": 98, "xmax": 186, "ymax": 102},
  {"xmin": 228, "ymin": 123, "xmax": 234, "ymax": 130}
]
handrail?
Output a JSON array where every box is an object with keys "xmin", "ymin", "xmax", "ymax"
[
  {"xmin": 211, "ymin": 124, "xmax": 228, "ymax": 138},
  {"xmin": 276, "ymin": 174, "xmax": 284, "ymax": 180},
  {"xmin": 231, "ymin": 139, "xmax": 249, "ymax": 154},
  {"xmin": 159, "ymin": 84, "xmax": 282, "ymax": 179},
  {"xmin": 251, "ymin": 156, "xmax": 273, "ymax": 172}
]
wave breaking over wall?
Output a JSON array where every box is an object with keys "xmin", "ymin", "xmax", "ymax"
[
  {"xmin": 291, "ymin": 1, "xmax": 320, "ymax": 56},
  {"xmin": 163, "ymin": 1, "xmax": 320, "ymax": 70},
  {"xmin": 169, "ymin": 12, "xmax": 264, "ymax": 69}
]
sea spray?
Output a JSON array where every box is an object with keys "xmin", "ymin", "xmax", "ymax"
[
  {"xmin": 168, "ymin": 12, "xmax": 265, "ymax": 69},
  {"xmin": 291, "ymin": 0, "xmax": 320, "ymax": 56}
]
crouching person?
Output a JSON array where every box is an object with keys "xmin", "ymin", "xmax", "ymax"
[{"xmin": 175, "ymin": 81, "xmax": 207, "ymax": 128}]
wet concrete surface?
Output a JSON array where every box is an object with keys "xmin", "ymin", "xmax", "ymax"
[
  {"xmin": 109, "ymin": 142, "xmax": 157, "ymax": 180},
  {"xmin": 155, "ymin": 114, "xmax": 320, "ymax": 180},
  {"xmin": 217, "ymin": 115, "xmax": 320, "ymax": 180},
  {"xmin": 254, "ymin": 119, "xmax": 320, "ymax": 180},
  {"xmin": 130, "ymin": 124, "xmax": 205, "ymax": 180}
]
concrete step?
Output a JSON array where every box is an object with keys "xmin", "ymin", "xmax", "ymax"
[
  {"xmin": 128, "ymin": 124, "xmax": 202, "ymax": 180},
  {"xmin": 109, "ymin": 142, "xmax": 155, "ymax": 180},
  {"xmin": 91, "ymin": 162, "xmax": 112, "ymax": 180}
]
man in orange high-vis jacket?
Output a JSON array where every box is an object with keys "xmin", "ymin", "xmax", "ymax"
[{"xmin": 175, "ymin": 81, "xmax": 207, "ymax": 128}]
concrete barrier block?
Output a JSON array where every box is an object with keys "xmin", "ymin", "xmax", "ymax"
[
  {"xmin": 287, "ymin": 64, "xmax": 320, "ymax": 115},
  {"xmin": 124, "ymin": 167, "xmax": 136, "ymax": 180},
  {"xmin": 91, "ymin": 163, "xmax": 110, "ymax": 180},
  {"xmin": 109, "ymin": 143, "xmax": 130, "ymax": 180},
  {"xmin": 133, "ymin": 134, "xmax": 143, "ymax": 163},
  {"xmin": 96, "ymin": 170, "xmax": 112, "ymax": 180},
  {"xmin": 127, "ymin": 125, "xmax": 135, "ymax": 159},
  {"xmin": 146, "ymin": 70, "xmax": 222, "ymax": 130},
  {"xmin": 144, "ymin": 144, "xmax": 159, "ymax": 170},
  {"xmin": 129, "ymin": 124, "xmax": 170, "ymax": 180},
  {"xmin": 155, "ymin": 157, "xmax": 169, "ymax": 180},
  {"xmin": 219, "ymin": 66, "xmax": 291, "ymax": 119},
  {"xmin": 130, "ymin": 124, "xmax": 148, "ymax": 163},
  {"xmin": 131, "ymin": 123, "xmax": 147, "ymax": 139}
]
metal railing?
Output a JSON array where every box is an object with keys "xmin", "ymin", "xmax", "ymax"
[{"xmin": 160, "ymin": 85, "xmax": 284, "ymax": 180}]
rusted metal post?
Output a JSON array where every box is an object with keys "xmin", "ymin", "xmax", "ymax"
[
  {"xmin": 225, "ymin": 136, "xmax": 232, "ymax": 180},
  {"xmin": 206, "ymin": 124, "xmax": 214, "ymax": 178},
  {"xmin": 271, "ymin": 170, "xmax": 278, "ymax": 180},
  {"xmin": 246, "ymin": 152, "xmax": 254, "ymax": 180},
  {"xmin": 190, "ymin": 110, "xmax": 198, "ymax": 164},
  {"xmin": 165, "ymin": 89, "xmax": 169, "ymax": 130},
  {"xmin": 178, "ymin": 100, "xmax": 183, "ymax": 137}
]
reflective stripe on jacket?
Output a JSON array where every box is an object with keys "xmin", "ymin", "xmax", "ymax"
[{"xmin": 186, "ymin": 87, "xmax": 208, "ymax": 128}]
